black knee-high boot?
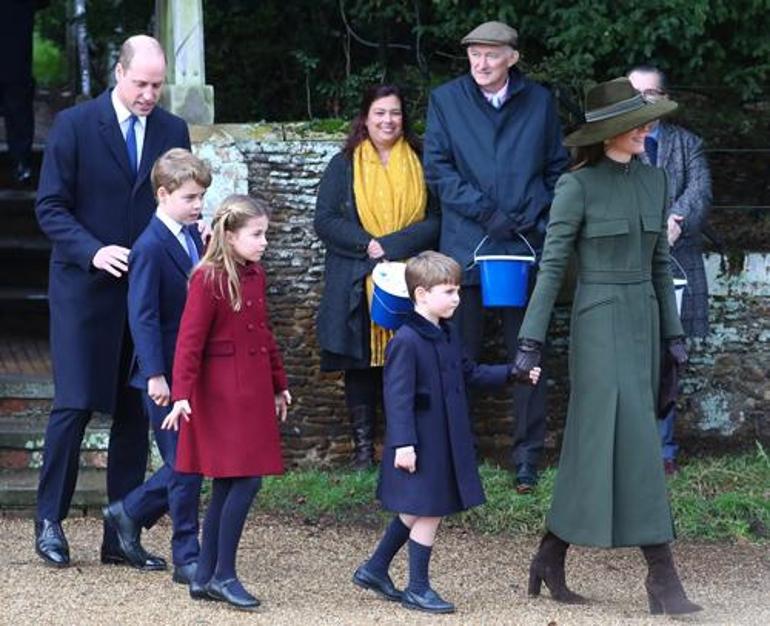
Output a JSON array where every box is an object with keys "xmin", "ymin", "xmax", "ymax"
[
  {"xmin": 641, "ymin": 543, "xmax": 701, "ymax": 615},
  {"xmin": 350, "ymin": 405, "xmax": 375, "ymax": 470},
  {"xmin": 528, "ymin": 531, "xmax": 587, "ymax": 604}
]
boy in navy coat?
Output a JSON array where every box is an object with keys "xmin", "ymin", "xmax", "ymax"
[
  {"xmin": 353, "ymin": 251, "xmax": 540, "ymax": 613},
  {"xmin": 102, "ymin": 149, "xmax": 210, "ymax": 583}
]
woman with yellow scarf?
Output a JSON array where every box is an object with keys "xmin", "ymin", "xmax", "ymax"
[{"xmin": 315, "ymin": 85, "xmax": 439, "ymax": 469}]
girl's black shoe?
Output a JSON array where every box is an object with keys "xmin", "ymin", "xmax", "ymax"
[{"xmin": 204, "ymin": 577, "xmax": 261, "ymax": 610}]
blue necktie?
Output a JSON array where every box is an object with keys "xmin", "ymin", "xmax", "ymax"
[
  {"xmin": 125, "ymin": 114, "xmax": 138, "ymax": 174},
  {"xmin": 645, "ymin": 136, "xmax": 658, "ymax": 166},
  {"xmin": 183, "ymin": 225, "xmax": 200, "ymax": 265}
]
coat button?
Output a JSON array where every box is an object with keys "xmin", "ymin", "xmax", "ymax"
[
  {"xmin": 259, "ymin": 322, "xmax": 266, "ymax": 329},
  {"xmin": 260, "ymin": 346, "xmax": 267, "ymax": 353},
  {"xmin": 249, "ymin": 347, "xmax": 257, "ymax": 355},
  {"xmin": 247, "ymin": 323, "xmax": 254, "ymax": 331},
  {"xmin": 246, "ymin": 300, "xmax": 253, "ymax": 307},
  {"xmin": 257, "ymin": 298, "xmax": 263, "ymax": 305}
]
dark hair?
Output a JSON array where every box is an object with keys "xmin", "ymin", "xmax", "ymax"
[
  {"xmin": 342, "ymin": 84, "xmax": 421, "ymax": 157},
  {"xmin": 570, "ymin": 142, "xmax": 605, "ymax": 171},
  {"xmin": 626, "ymin": 64, "xmax": 668, "ymax": 92}
]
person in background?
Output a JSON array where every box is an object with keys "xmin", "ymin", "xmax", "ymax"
[
  {"xmin": 423, "ymin": 20, "xmax": 569, "ymax": 493},
  {"xmin": 628, "ymin": 65, "xmax": 713, "ymax": 475},
  {"xmin": 314, "ymin": 84, "xmax": 439, "ymax": 469}
]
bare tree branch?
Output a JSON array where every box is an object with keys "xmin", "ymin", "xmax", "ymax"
[{"xmin": 338, "ymin": 0, "xmax": 412, "ymax": 51}]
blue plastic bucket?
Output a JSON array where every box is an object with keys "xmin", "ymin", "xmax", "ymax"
[
  {"xmin": 471, "ymin": 235, "xmax": 536, "ymax": 308},
  {"xmin": 371, "ymin": 262, "xmax": 412, "ymax": 330}
]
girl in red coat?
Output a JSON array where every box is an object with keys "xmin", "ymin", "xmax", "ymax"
[{"xmin": 162, "ymin": 194, "xmax": 291, "ymax": 610}]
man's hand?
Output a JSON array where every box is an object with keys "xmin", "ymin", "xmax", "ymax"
[
  {"xmin": 147, "ymin": 375, "xmax": 170, "ymax": 407},
  {"xmin": 161, "ymin": 400, "xmax": 191, "ymax": 431},
  {"xmin": 667, "ymin": 214, "xmax": 684, "ymax": 246},
  {"xmin": 394, "ymin": 446, "xmax": 417, "ymax": 473},
  {"xmin": 92, "ymin": 245, "xmax": 130, "ymax": 277},
  {"xmin": 275, "ymin": 389, "xmax": 292, "ymax": 422},
  {"xmin": 367, "ymin": 239, "xmax": 385, "ymax": 260}
]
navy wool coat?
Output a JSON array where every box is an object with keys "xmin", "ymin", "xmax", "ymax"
[
  {"xmin": 127, "ymin": 216, "xmax": 203, "ymax": 390},
  {"xmin": 377, "ymin": 312, "xmax": 510, "ymax": 516},
  {"xmin": 36, "ymin": 90, "xmax": 190, "ymax": 411},
  {"xmin": 423, "ymin": 68, "xmax": 569, "ymax": 284},
  {"xmin": 314, "ymin": 151, "xmax": 439, "ymax": 370}
]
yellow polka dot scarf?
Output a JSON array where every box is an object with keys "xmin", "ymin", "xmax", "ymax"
[{"xmin": 353, "ymin": 137, "xmax": 427, "ymax": 366}]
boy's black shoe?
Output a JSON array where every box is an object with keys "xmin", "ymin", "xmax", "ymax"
[
  {"xmin": 35, "ymin": 519, "xmax": 70, "ymax": 567},
  {"xmin": 101, "ymin": 501, "xmax": 167, "ymax": 570},
  {"xmin": 204, "ymin": 577, "xmax": 260, "ymax": 610},
  {"xmin": 173, "ymin": 561, "xmax": 197, "ymax": 584},
  {"xmin": 190, "ymin": 579, "xmax": 216, "ymax": 601},
  {"xmin": 515, "ymin": 463, "xmax": 538, "ymax": 495},
  {"xmin": 352, "ymin": 563, "xmax": 403, "ymax": 601},
  {"xmin": 401, "ymin": 587, "xmax": 455, "ymax": 614}
]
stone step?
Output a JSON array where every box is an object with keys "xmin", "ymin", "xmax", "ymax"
[
  {"xmin": 0, "ymin": 467, "xmax": 106, "ymax": 514},
  {"xmin": 0, "ymin": 414, "xmax": 110, "ymax": 470}
]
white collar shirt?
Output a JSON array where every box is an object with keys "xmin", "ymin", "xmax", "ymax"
[
  {"xmin": 482, "ymin": 80, "xmax": 509, "ymax": 109},
  {"xmin": 111, "ymin": 89, "xmax": 147, "ymax": 169},
  {"xmin": 155, "ymin": 207, "xmax": 190, "ymax": 254}
]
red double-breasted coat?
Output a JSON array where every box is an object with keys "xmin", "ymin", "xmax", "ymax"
[{"xmin": 172, "ymin": 263, "xmax": 287, "ymax": 477}]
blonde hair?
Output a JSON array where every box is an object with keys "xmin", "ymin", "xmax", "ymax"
[
  {"xmin": 405, "ymin": 251, "xmax": 462, "ymax": 301},
  {"xmin": 151, "ymin": 148, "xmax": 212, "ymax": 195},
  {"xmin": 198, "ymin": 194, "xmax": 271, "ymax": 311}
]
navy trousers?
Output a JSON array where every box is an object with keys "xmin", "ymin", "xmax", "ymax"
[
  {"xmin": 658, "ymin": 404, "xmax": 679, "ymax": 461},
  {"xmin": 36, "ymin": 378, "xmax": 148, "ymax": 549},
  {"xmin": 123, "ymin": 394, "xmax": 202, "ymax": 565},
  {"xmin": 454, "ymin": 285, "xmax": 548, "ymax": 470}
]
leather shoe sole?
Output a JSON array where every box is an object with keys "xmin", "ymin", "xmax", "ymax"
[{"xmin": 100, "ymin": 549, "xmax": 167, "ymax": 571}]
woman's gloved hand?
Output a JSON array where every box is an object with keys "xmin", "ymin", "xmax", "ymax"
[{"xmin": 511, "ymin": 338, "xmax": 542, "ymax": 384}]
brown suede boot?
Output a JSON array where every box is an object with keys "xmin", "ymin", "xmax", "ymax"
[
  {"xmin": 528, "ymin": 531, "xmax": 587, "ymax": 604},
  {"xmin": 350, "ymin": 405, "xmax": 375, "ymax": 470},
  {"xmin": 641, "ymin": 543, "xmax": 702, "ymax": 615}
]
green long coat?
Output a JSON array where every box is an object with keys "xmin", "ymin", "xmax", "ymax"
[{"xmin": 520, "ymin": 157, "xmax": 683, "ymax": 548}]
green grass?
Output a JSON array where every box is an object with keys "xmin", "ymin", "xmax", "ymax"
[{"xmin": 252, "ymin": 445, "xmax": 770, "ymax": 543}]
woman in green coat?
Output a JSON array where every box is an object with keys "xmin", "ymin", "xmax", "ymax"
[{"xmin": 512, "ymin": 78, "xmax": 701, "ymax": 615}]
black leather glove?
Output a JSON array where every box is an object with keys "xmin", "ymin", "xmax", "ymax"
[
  {"xmin": 667, "ymin": 337, "xmax": 688, "ymax": 367},
  {"xmin": 482, "ymin": 209, "xmax": 517, "ymax": 241},
  {"xmin": 511, "ymin": 339, "xmax": 542, "ymax": 383}
]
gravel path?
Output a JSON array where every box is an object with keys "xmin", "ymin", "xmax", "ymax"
[{"xmin": 1, "ymin": 515, "xmax": 768, "ymax": 625}]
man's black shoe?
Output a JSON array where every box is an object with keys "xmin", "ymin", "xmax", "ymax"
[
  {"xmin": 401, "ymin": 587, "xmax": 455, "ymax": 614},
  {"xmin": 173, "ymin": 561, "xmax": 197, "ymax": 585},
  {"xmin": 35, "ymin": 519, "xmax": 70, "ymax": 567},
  {"xmin": 190, "ymin": 579, "xmax": 216, "ymax": 601},
  {"xmin": 352, "ymin": 563, "xmax": 402, "ymax": 601},
  {"xmin": 101, "ymin": 501, "xmax": 167, "ymax": 570},
  {"xmin": 205, "ymin": 577, "xmax": 260, "ymax": 610}
]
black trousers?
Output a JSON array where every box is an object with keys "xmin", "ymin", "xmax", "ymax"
[
  {"xmin": 454, "ymin": 286, "xmax": 547, "ymax": 469},
  {"xmin": 0, "ymin": 80, "xmax": 34, "ymax": 165},
  {"xmin": 343, "ymin": 367, "xmax": 382, "ymax": 413},
  {"xmin": 37, "ymin": 331, "xmax": 149, "ymax": 549}
]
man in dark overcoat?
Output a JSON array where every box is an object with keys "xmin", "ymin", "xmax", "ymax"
[
  {"xmin": 628, "ymin": 65, "xmax": 712, "ymax": 474},
  {"xmin": 423, "ymin": 21, "xmax": 569, "ymax": 492},
  {"xmin": 34, "ymin": 35, "xmax": 190, "ymax": 567}
]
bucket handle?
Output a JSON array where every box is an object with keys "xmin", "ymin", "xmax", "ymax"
[
  {"xmin": 670, "ymin": 254, "xmax": 688, "ymax": 289},
  {"xmin": 466, "ymin": 233, "xmax": 537, "ymax": 270},
  {"xmin": 372, "ymin": 289, "xmax": 410, "ymax": 316}
]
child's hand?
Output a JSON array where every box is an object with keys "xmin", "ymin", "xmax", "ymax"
[
  {"xmin": 196, "ymin": 220, "xmax": 213, "ymax": 244},
  {"xmin": 394, "ymin": 446, "xmax": 417, "ymax": 473},
  {"xmin": 529, "ymin": 366, "xmax": 541, "ymax": 385},
  {"xmin": 161, "ymin": 399, "xmax": 191, "ymax": 431},
  {"xmin": 275, "ymin": 390, "xmax": 292, "ymax": 422},
  {"xmin": 147, "ymin": 375, "xmax": 170, "ymax": 406}
]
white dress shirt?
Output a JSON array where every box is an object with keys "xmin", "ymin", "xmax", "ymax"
[
  {"xmin": 155, "ymin": 207, "xmax": 191, "ymax": 255},
  {"xmin": 111, "ymin": 89, "xmax": 146, "ymax": 169}
]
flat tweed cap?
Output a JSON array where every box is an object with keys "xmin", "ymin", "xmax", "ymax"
[
  {"xmin": 461, "ymin": 21, "xmax": 518, "ymax": 48},
  {"xmin": 565, "ymin": 77, "xmax": 678, "ymax": 147}
]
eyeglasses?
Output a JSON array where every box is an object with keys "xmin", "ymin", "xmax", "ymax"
[{"xmin": 641, "ymin": 88, "xmax": 668, "ymax": 103}]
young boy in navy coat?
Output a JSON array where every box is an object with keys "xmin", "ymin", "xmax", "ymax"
[
  {"xmin": 102, "ymin": 149, "xmax": 211, "ymax": 583},
  {"xmin": 353, "ymin": 251, "xmax": 540, "ymax": 613}
]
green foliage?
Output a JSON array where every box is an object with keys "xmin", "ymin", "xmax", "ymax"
[
  {"xmin": 254, "ymin": 449, "xmax": 770, "ymax": 543},
  {"xmin": 33, "ymin": 32, "xmax": 66, "ymax": 87}
]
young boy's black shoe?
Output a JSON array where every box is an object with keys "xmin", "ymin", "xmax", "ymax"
[
  {"xmin": 352, "ymin": 563, "xmax": 403, "ymax": 601},
  {"xmin": 401, "ymin": 587, "xmax": 455, "ymax": 614}
]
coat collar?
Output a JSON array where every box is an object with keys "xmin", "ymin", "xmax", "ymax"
[{"xmin": 403, "ymin": 310, "xmax": 450, "ymax": 341}]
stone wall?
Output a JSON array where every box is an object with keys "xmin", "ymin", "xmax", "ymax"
[{"xmin": 191, "ymin": 124, "xmax": 770, "ymax": 468}]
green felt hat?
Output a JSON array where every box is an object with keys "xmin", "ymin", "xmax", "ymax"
[{"xmin": 565, "ymin": 77, "xmax": 678, "ymax": 147}]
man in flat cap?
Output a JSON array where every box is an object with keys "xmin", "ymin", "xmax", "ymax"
[{"xmin": 423, "ymin": 20, "xmax": 569, "ymax": 493}]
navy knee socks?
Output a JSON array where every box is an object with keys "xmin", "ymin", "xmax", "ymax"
[
  {"xmin": 407, "ymin": 538, "xmax": 433, "ymax": 594},
  {"xmin": 194, "ymin": 476, "xmax": 262, "ymax": 587},
  {"xmin": 367, "ymin": 516, "xmax": 410, "ymax": 575}
]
